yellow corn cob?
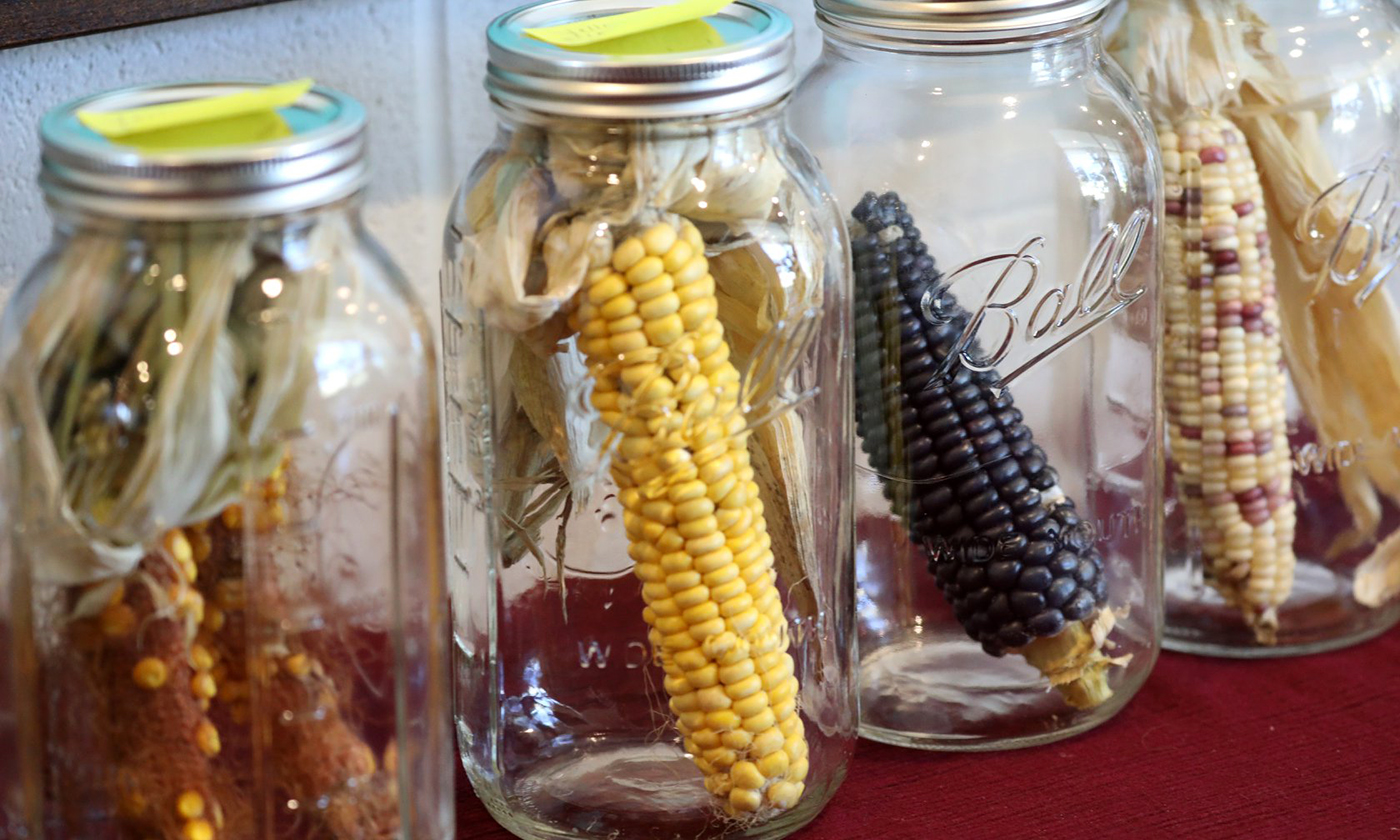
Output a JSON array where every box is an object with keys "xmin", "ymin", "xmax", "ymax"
[
  {"xmin": 1160, "ymin": 114, "xmax": 1296, "ymax": 642},
  {"xmin": 571, "ymin": 219, "xmax": 808, "ymax": 815}
]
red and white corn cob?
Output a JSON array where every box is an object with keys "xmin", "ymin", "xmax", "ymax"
[{"xmin": 1160, "ymin": 114, "xmax": 1296, "ymax": 642}]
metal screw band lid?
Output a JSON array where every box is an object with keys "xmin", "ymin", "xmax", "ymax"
[
  {"xmin": 486, "ymin": 0, "xmax": 795, "ymax": 120},
  {"xmin": 39, "ymin": 81, "xmax": 369, "ymax": 221},
  {"xmin": 815, "ymin": 0, "xmax": 1112, "ymax": 41}
]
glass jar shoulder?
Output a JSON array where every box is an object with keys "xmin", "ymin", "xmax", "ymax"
[
  {"xmin": 790, "ymin": 51, "xmax": 1158, "ymax": 223},
  {"xmin": 1249, "ymin": 0, "xmax": 1400, "ymax": 96},
  {"xmin": 448, "ymin": 116, "xmax": 839, "ymax": 236},
  {"xmin": 0, "ymin": 214, "xmax": 434, "ymax": 425},
  {"xmin": 441, "ymin": 112, "xmax": 849, "ymax": 357}
]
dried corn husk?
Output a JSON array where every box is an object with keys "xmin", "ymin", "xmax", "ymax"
[
  {"xmin": 463, "ymin": 123, "xmax": 794, "ymax": 338},
  {"xmin": 1112, "ymin": 1, "xmax": 1400, "ymax": 603},
  {"xmin": 1355, "ymin": 529, "xmax": 1400, "ymax": 608},
  {"xmin": 709, "ymin": 240, "xmax": 825, "ymax": 620},
  {"xmin": 5, "ymin": 217, "xmax": 343, "ymax": 588}
]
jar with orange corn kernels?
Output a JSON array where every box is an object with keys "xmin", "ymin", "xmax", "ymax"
[{"xmin": 0, "ymin": 81, "xmax": 452, "ymax": 839}]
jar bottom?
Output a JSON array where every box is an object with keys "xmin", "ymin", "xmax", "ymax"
[
  {"xmin": 857, "ymin": 633, "xmax": 1141, "ymax": 751},
  {"xmin": 1164, "ymin": 554, "xmax": 1400, "ymax": 658},
  {"xmin": 464, "ymin": 736, "xmax": 833, "ymax": 840}
]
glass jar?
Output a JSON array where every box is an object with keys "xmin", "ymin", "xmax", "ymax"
[
  {"xmin": 0, "ymin": 82, "xmax": 453, "ymax": 839},
  {"xmin": 443, "ymin": 2, "xmax": 856, "ymax": 837},
  {"xmin": 1111, "ymin": 0, "xmax": 1400, "ymax": 655},
  {"xmin": 789, "ymin": 0, "xmax": 1163, "ymax": 749}
]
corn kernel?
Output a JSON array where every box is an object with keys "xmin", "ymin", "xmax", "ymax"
[
  {"xmin": 729, "ymin": 788, "xmax": 762, "ymax": 813},
  {"xmin": 202, "ymin": 606, "xmax": 226, "ymax": 633},
  {"xmin": 757, "ymin": 749, "xmax": 790, "ymax": 779},
  {"xmin": 100, "ymin": 603, "xmax": 136, "ymax": 637},
  {"xmin": 176, "ymin": 791, "xmax": 205, "ymax": 819},
  {"xmin": 132, "ymin": 658, "xmax": 168, "ymax": 689},
  {"xmin": 283, "ymin": 653, "xmax": 311, "ymax": 677},
  {"xmin": 182, "ymin": 817, "xmax": 214, "ymax": 840},
  {"xmin": 221, "ymin": 505, "xmax": 242, "ymax": 529},
  {"xmin": 190, "ymin": 673, "xmax": 217, "ymax": 700},
  {"xmin": 195, "ymin": 721, "xmax": 221, "ymax": 756},
  {"xmin": 188, "ymin": 527, "xmax": 213, "ymax": 564},
  {"xmin": 164, "ymin": 529, "xmax": 193, "ymax": 565},
  {"xmin": 190, "ymin": 645, "xmax": 215, "ymax": 671},
  {"xmin": 767, "ymin": 781, "xmax": 803, "ymax": 810}
]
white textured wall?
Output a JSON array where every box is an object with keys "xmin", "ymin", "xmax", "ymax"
[{"xmin": 0, "ymin": 0, "xmax": 821, "ymax": 310}]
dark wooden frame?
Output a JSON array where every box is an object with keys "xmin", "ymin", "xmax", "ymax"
[{"xmin": 0, "ymin": 0, "xmax": 295, "ymax": 51}]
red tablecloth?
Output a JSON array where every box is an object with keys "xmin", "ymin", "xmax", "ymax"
[{"xmin": 456, "ymin": 629, "xmax": 1400, "ymax": 839}]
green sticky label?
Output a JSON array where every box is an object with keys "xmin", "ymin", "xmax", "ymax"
[
  {"xmin": 525, "ymin": 0, "xmax": 731, "ymax": 50},
  {"xmin": 77, "ymin": 78, "xmax": 312, "ymax": 149}
]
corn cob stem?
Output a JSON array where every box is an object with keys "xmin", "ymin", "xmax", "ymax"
[
  {"xmin": 850, "ymin": 192, "xmax": 1122, "ymax": 710},
  {"xmin": 1159, "ymin": 115, "xmax": 1296, "ymax": 643},
  {"xmin": 65, "ymin": 459, "xmax": 401, "ymax": 840},
  {"xmin": 573, "ymin": 219, "xmax": 808, "ymax": 816},
  {"xmin": 70, "ymin": 537, "xmax": 222, "ymax": 840}
]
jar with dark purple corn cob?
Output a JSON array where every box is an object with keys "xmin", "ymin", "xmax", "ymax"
[{"xmin": 790, "ymin": 0, "xmax": 1164, "ymax": 748}]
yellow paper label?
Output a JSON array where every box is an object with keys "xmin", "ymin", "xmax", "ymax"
[
  {"xmin": 588, "ymin": 19, "xmax": 724, "ymax": 55},
  {"xmin": 524, "ymin": 0, "xmax": 731, "ymax": 49},
  {"xmin": 117, "ymin": 111, "xmax": 294, "ymax": 150},
  {"xmin": 77, "ymin": 79, "xmax": 313, "ymax": 142}
]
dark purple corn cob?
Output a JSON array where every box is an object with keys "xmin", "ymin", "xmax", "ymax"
[{"xmin": 851, "ymin": 191, "xmax": 1110, "ymax": 665}]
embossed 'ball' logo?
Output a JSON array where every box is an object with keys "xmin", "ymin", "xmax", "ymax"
[
  {"xmin": 1300, "ymin": 152, "xmax": 1400, "ymax": 305},
  {"xmin": 919, "ymin": 207, "xmax": 1152, "ymax": 387}
]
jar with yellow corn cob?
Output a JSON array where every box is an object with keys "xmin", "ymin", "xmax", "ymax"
[
  {"xmin": 1112, "ymin": 0, "xmax": 1400, "ymax": 655},
  {"xmin": 0, "ymin": 82, "xmax": 453, "ymax": 839},
  {"xmin": 443, "ymin": 2, "xmax": 856, "ymax": 837},
  {"xmin": 788, "ymin": 0, "xmax": 1164, "ymax": 748}
]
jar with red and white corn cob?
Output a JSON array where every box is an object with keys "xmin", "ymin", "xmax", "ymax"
[
  {"xmin": 1112, "ymin": 0, "xmax": 1400, "ymax": 655},
  {"xmin": 443, "ymin": 2, "xmax": 856, "ymax": 837},
  {"xmin": 789, "ymin": 0, "xmax": 1164, "ymax": 748}
]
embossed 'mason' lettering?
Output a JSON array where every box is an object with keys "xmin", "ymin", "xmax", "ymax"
[
  {"xmin": 1299, "ymin": 153, "xmax": 1400, "ymax": 305},
  {"xmin": 576, "ymin": 639, "xmax": 650, "ymax": 669},
  {"xmin": 1294, "ymin": 438, "xmax": 1362, "ymax": 476},
  {"xmin": 921, "ymin": 207, "xmax": 1151, "ymax": 386},
  {"xmin": 1093, "ymin": 501, "xmax": 1148, "ymax": 543},
  {"xmin": 1289, "ymin": 425, "xmax": 1400, "ymax": 476}
]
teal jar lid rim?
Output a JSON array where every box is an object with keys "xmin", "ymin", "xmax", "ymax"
[
  {"xmin": 39, "ymin": 81, "xmax": 369, "ymax": 221},
  {"xmin": 486, "ymin": 0, "xmax": 796, "ymax": 120}
]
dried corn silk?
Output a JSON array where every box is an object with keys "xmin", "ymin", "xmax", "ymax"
[
  {"xmin": 572, "ymin": 219, "xmax": 810, "ymax": 815},
  {"xmin": 1111, "ymin": 0, "xmax": 1400, "ymax": 612},
  {"xmin": 190, "ymin": 470, "xmax": 402, "ymax": 840}
]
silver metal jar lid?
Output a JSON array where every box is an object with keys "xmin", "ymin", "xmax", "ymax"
[
  {"xmin": 815, "ymin": 0, "xmax": 1112, "ymax": 41},
  {"xmin": 39, "ymin": 81, "xmax": 369, "ymax": 221},
  {"xmin": 486, "ymin": 0, "xmax": 795, "ymax": 120}
]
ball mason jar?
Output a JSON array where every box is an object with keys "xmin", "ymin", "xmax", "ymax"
[
  {"xmin": 0, "ymin": 82, "xmax": 453, "ymax": 839},
  {"xmin": 790, "ymin": 0, "xmax": 1164, "ymax": 749},
  {"xmin": 442, "ymin": 2, "xmax": 857, "ymax": 837},
  {"xmin": 1112, "ymin": 0, "xmax": 1400, "ymax": 655}
]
